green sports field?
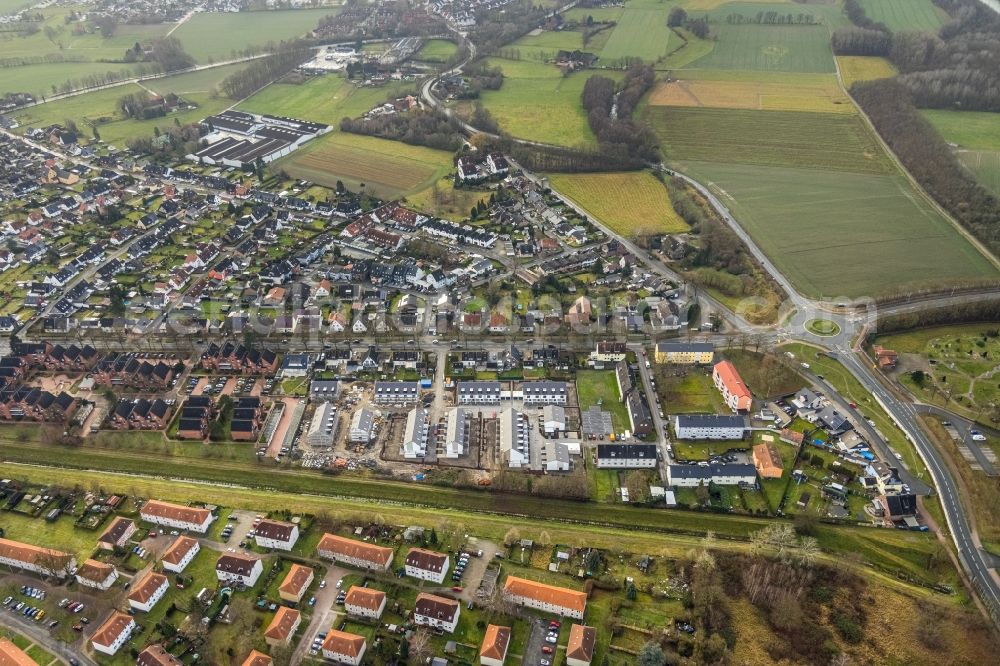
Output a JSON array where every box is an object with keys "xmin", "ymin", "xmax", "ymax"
[
  {"xmin": 237, "ymin": 76, "xmax": 417, "ymax": 125},
  {"xmin": 171, "ymin": 8, "xmax": 335, "ymax": 63},
  {"xmin": 677, "ymin": 160, "xmax": 998, "ymax": 297},
  {"xmin": 857, "ymin": 0, "xmax": 948, "ymax": 31},
  {"xmin": 414, "ymin": 38, "xmax": 458, "ymax": 63},
  {"xmin": 688, "ymin": 24, "xmax": 836, "ymax": 73},
  {"xmin": 648, "ymin": 107, "xmax": 891, "ymax": 173}
]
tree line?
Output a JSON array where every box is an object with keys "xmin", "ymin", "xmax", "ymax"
[
  {"xmin": 219, "ymin": 40, "xmax": 313, "ymax": 100},
  {"xmin": 472, "ymin": 0, "xmax": 553, "ymax": 56},
  {"xmin": 851, "ymin": 78, "xmax": 1000, "ymax": 258},
  {"xmin": 581, "ymin": 64, "xmax": 659, "ymax": 163}
]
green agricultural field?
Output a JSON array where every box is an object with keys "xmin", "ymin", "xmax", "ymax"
[
  {"xmin": 414, "ymin": 38, "xmax": 458, "ymax": 62},
  {"xmin": 648, "ymin": 107, "xmax": 891, "ymax": 173},
  {"xmin": 701, "ymin": 0, "xmax": 851, "ymax": 28},
  {"xmin": 689, "ymin": 24, "xmax": 836, "ymax": 73},
  {"xmin": 598, "ymin": 0, "xmax": 674, "ymax": 63},
  {"xmin": 922, "ymin": 110, "xmax": 1000, "ymax": 152},
  {"xmin": 660, "ymin": 28, "xmax": 716, "ymax": 69},
  {"xmin": 477, "ymin": 58, "xmax": 620, "ymax": 147},
  {"xmin": 171, "ymin": 8, "xmax": 335, "ymax": 63},
  {"xmin": 238, "ymin": 76, "xmax": 415, "ymax": 125},
  {"xmin": 279, "ymin": 132, "xmax": 454, "ymax": 198},
  {"xmin": 547, "ymin": 171, "xmax": 688, "ymax": 235},
  {"xmin": 676, "ymin": 161, "xmax": 999, "ymax": 298},
  {"xmin": 858, "ymin": 0, "xmax": 948, "ymax": 31}
]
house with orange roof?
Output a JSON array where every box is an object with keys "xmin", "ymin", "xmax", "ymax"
[
  {"xmin": 322, "ymin": 629, "xmax": 367, "ymax": 665},
  {"xmin": 752, "ymin": 443, "xmax": 784, "ymax": 479},
  {"xmin": 0, "ymin": 637, "xmax": 35, "ymax": 665},
  {"xmin": 140, "ymin": 500, "xmax": 213, "ymax": 533},
  {"xmin": 503, "ymin": 576, "xmax": 587, "ymax": 619},
  {"xmin": 479, "ymin": 624, "xmax": 511, "ymax": 666},
  {"xmin": 75, "ymin": 559, "xmax": 119, "ymax": 591},
  {"xmin": 161, "ymin": 535, "xmax": 200, "ymax": 573},
  {"xmin": 241, "ymin": 650, "xmax": 273, "ymax": 666},
  {"xmin": 128, "ymin": 571, "xmax": 169, "ymax": 613},
  {"xmin": 91, "ymin": 611, "xmax": 136, "ymax": 655},
  {"xmin": 264, "ymin": 607, "xmax": 301, "ymax": 647},
  {"xmin": 278, "ymin": 563, "xmax": 314, "ymax": 604},
  {"xmin": 0, "ymin": 537, "xmax": 75, "ymax": 578},
  {"xmin": 316, "ymin": 534, "xmax": 393, "ymax": 571},
  {"xmin": 137, "ymin": 644, "xmax": 183, "ymax": 666},
  {"xmin": 712, "ymin": 360, "xmax": 752, "ymax": 412},
  {"xmin": 343, "ymin": 586, "xmax": 387, "ymax": 619},
  {"xmin": 566, "ymin": 624, "xmax": 597, "ymax": 666}
]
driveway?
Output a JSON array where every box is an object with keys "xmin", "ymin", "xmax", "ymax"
[{"xmin": 290, "ymin": 565, "xmax": 350, "ymax": 665}]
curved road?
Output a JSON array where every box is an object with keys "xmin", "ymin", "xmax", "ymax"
[{"xmin": 422, "ymin": 27, "xmax": 1000, "ymax": 624}]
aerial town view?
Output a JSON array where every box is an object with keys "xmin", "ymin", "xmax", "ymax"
[{"xmin": 2, "ymin": 0, "xmax": 1000, "ymax": 664}]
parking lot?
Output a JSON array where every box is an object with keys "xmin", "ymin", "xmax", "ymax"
[{"xmin": 522, "ymin": 616, "xmax": 561, "ymax": 666}]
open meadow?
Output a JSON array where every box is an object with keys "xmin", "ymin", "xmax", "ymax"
[
  {"xmin": 171, "ymin": 8, "xmax": 335, "ymax": 63},
  {"xmin": 647, "ymin": 72, "xmax": 852, "ymax": 113},
  {"xmin": 547, "ymin": 171, "xmax": 688, "ymax": 236},
  {"xmin": 923, "ymin": 109, "xmax": 1000, "ymax": 196},
  {"xmin": 687, "ymin": 24, "xmax": 836, "ymax": 73},
  {"xmin": 477, "ymin": 58, "xmax": 618, "ymax": 147},
  {"xmin": 677, "ymin": 161, "xmax": 999, "ymax": 297},
  {"xmin": 237, "ymin": 75, "xmax": 415, "ymax": 125},
  {"xmin": 278, "ymin": 132, "xmax": 454, "ymax": 198},
  {"xmin": 857, "ymin": 0, "xmax": 948, "ymax": 31},
  {"xmin": 414, "ymin": 38, "xmax": 458, "ymax": 63},
  {"xmin": 837, "ymin": 55, "xmax": 898, "ymax": 88},
  {"xmin": 647, "ymin": 107, "xmax": 891, "ymax": 173},
  {"xmin": 597, "ymin": 0, "xmax": 675, "ymax": 63},
  {"xmin": 11, "ymin": 64, "xmax": 249, "ymax": 146}
]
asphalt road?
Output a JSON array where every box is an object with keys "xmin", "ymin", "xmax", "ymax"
[{"xmin": 839, "ymin": 351, "xmax": 1000, "ymax": 617}]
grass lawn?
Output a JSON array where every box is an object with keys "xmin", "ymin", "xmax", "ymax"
[
  {"xmin": 648, "ymin": 107, "xmax": 891, "ymax": 173},
  {"xmin": 837, "ymin": 55, "xmax": 897, "ymax": 88},
  {"xmin": 547, "ymin": 171, "xmax": 688, "ymax": 237},
  {"xmin": 653, "ymin": 367, "xmax": 727, "ymax": 414},
  {"xmin": 507, "ymin": 28, "xmax": 595, "ymax": 63},
  {"xmin": 278, "ymin": 131, "xmax": 454, "ymax": 199},
  {"xmin": 670, "ymin": 160, "xmax": 999, "ymax": 298},
  {"xmin": 171, "ymin": 8, "xmax": 336, "ymax": 63},
  {"xmin": 477, "ymin": 58, "xmax": 620, "ymax": 147},
  {"xmin": 688, "ymin": 24, "xmax": 836, "ymax": 73},
  {"xmin": 957, "ymin": 150, "xmax": 1000, "ymax": 198},
  {"xmin": 576, "ymin": 369, "xmax": 630, "ymax": 431},
  {"xmin": 414, "ymin": 38, "xmax": 458, "ymax": 63},
  {"xmin": 857, "ymin": 0, "xmax": 949, "ymax": 31},
  {"xmin": 405, "ymin": 177, "xmax": 489, "ymax": 221},
  {"xmin": 0, "ymin": 510, "xmax": 97, "ymax": 563},
  {"xmin": 12, "ymin": 84, "xmax": 234, "ymax": 147},
  {"xmin": 724, "ymin": 349, "xmax": 804, "ymax": 399},
  {"xmin": 922, "ymin": 109, "xmax": 1000, "ymax": 152},
  {"xmin": 237, "ymin": 76, "xmax": 418, "ymax": 126},
  {"xmin": 0, "ymin": 61, "xmax": 140, "ymax": 99},
  {"xmin": 142, "ymin": 62, "xmax": 251, "ymax": 95}
]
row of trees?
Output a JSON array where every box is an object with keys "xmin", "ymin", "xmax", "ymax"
[
  {"xmin": 473, "ymin": 0, "xmax": 553, "ymax": 56},
  {"xmin": 581, "ymin": 64, "xmax": 659, "ymax": 163},
  {"xmin": 851, "ymin": 78, "xmax": 1000, "ymax": 258},
  {"xmin": 831, "ymin": 27, "xmax": 892, "ymax": 57},
  {"xmin": 339, "ymin": 108, "xmax": 466, "ymax": 152},
  {"xmin": 219, "ymin": 40, "xmax": 313, "ymax": 99},
  {"xmin": 843, "ymin": 0, "xmax": 889, "ymax": 33}
]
